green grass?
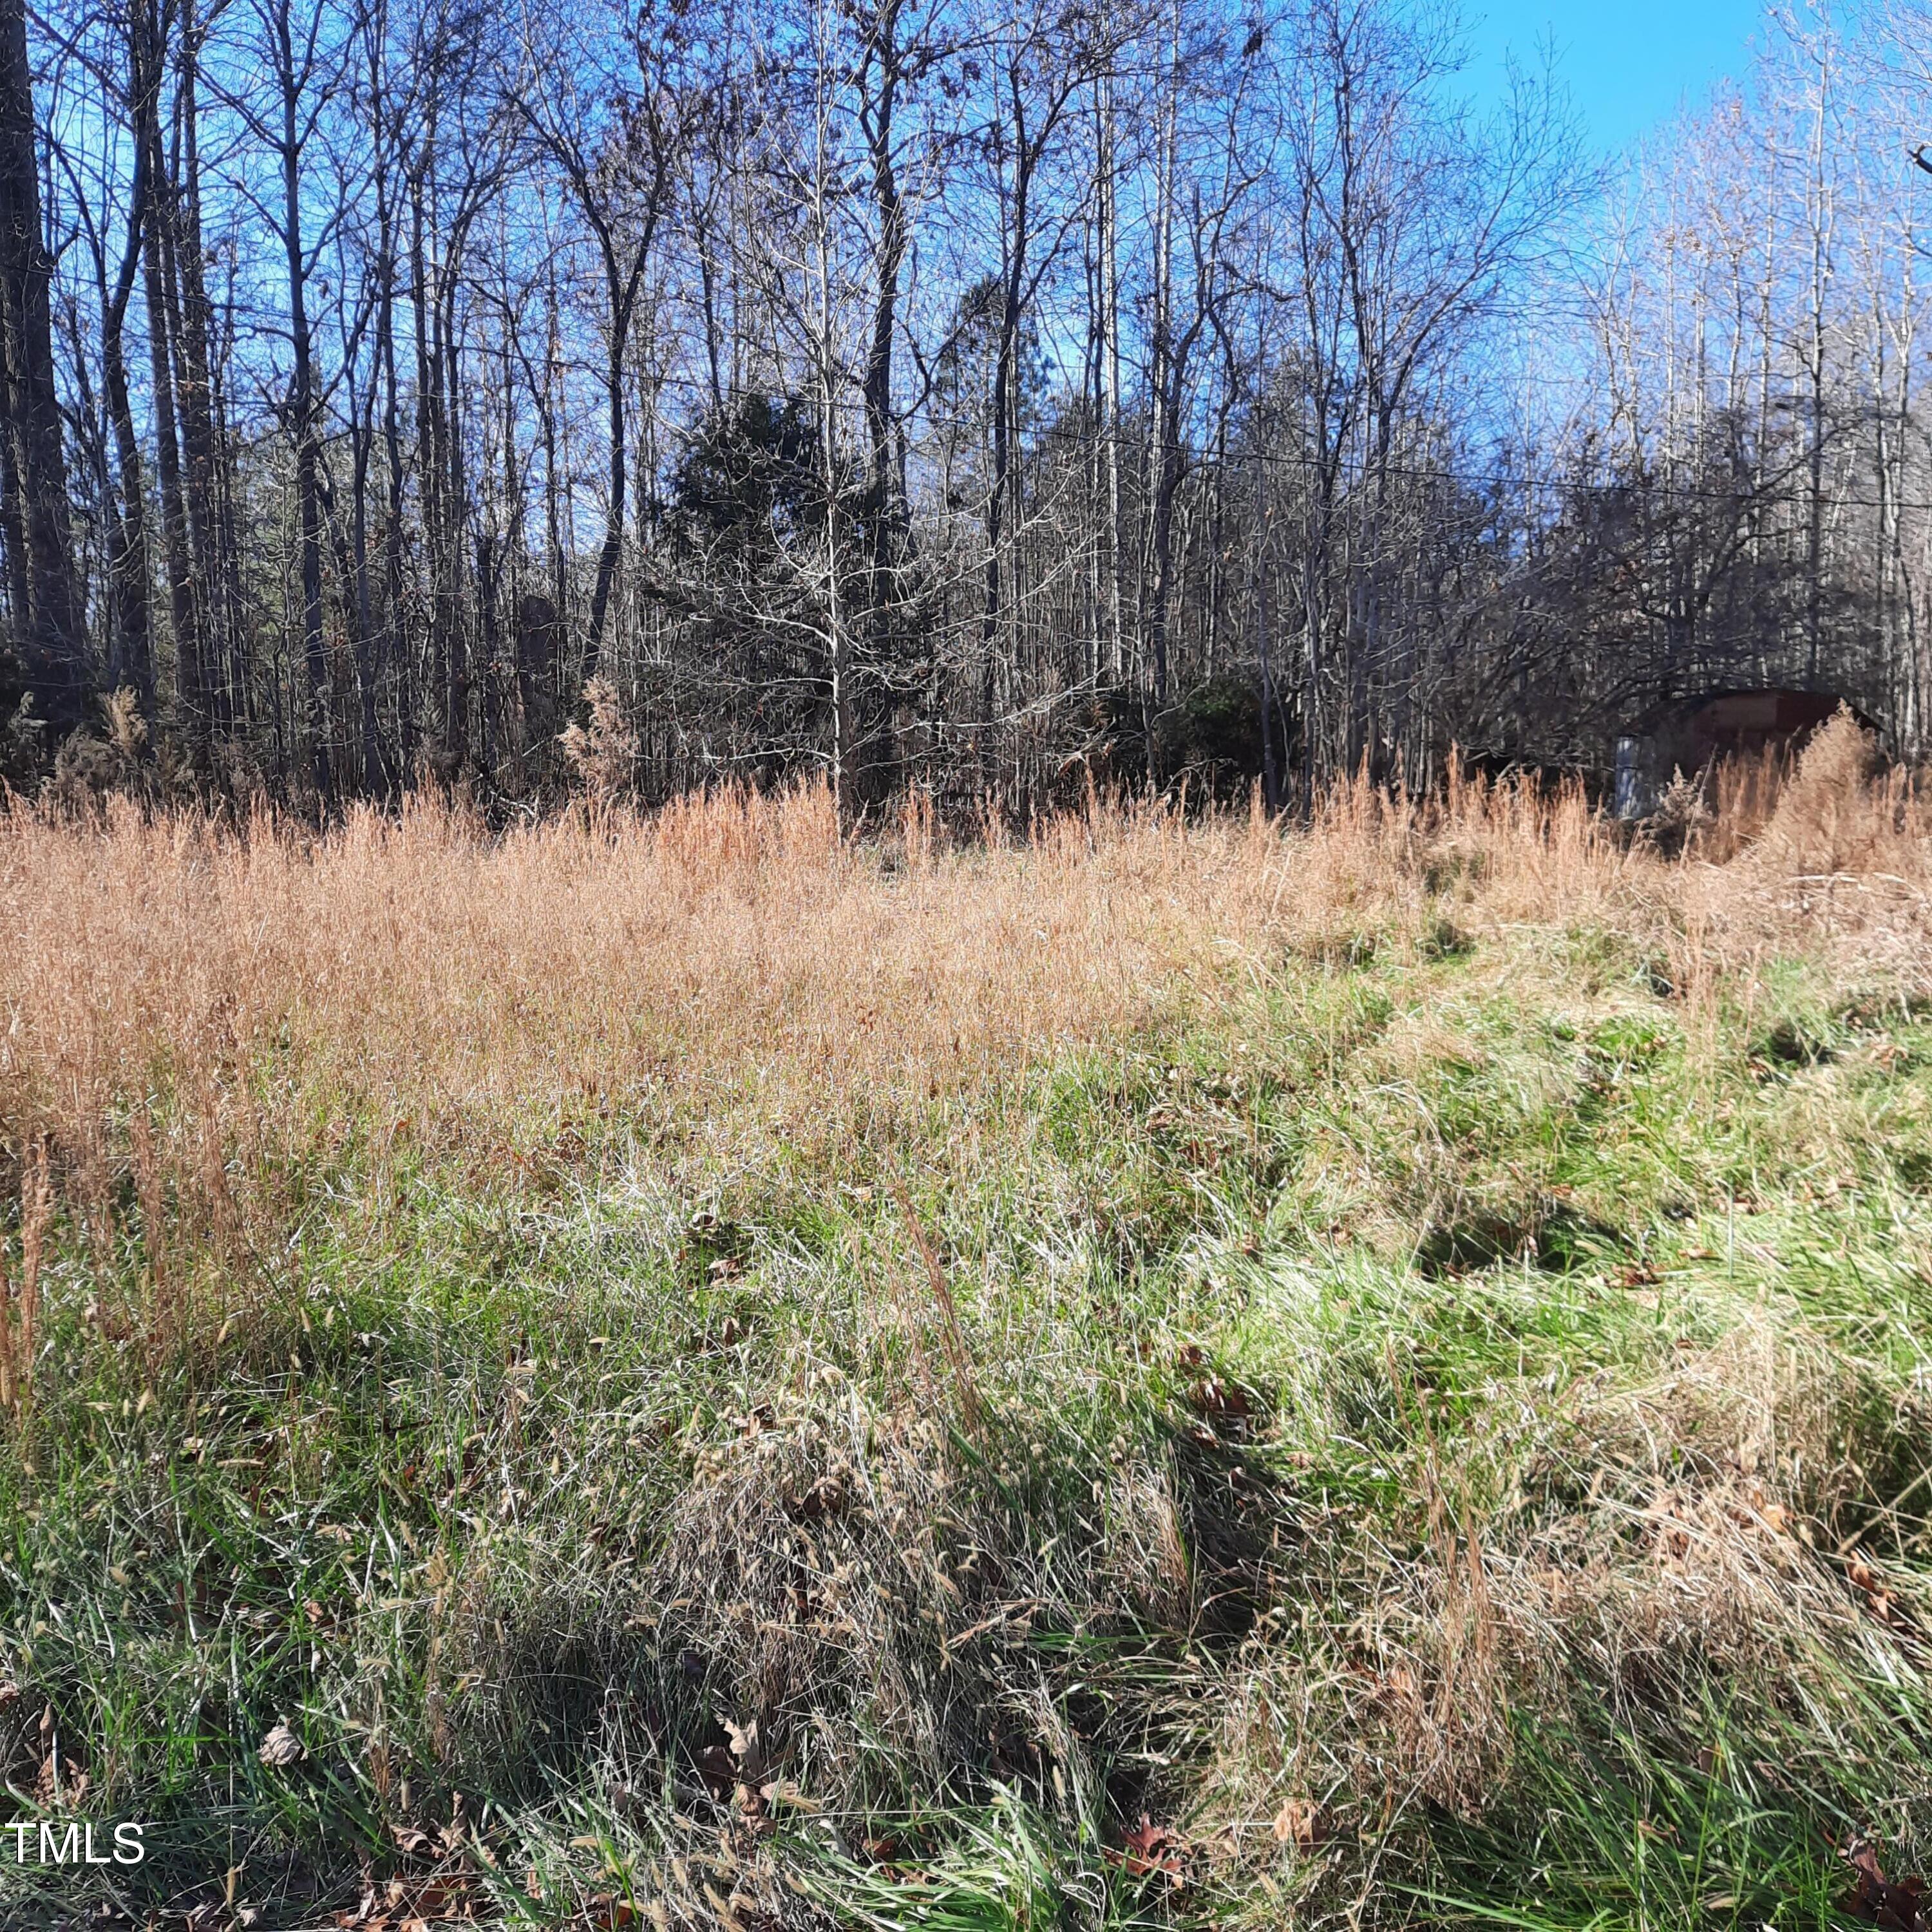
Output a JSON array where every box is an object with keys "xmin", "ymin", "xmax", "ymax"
[{"xmin": 6, "ymin": 922, "xmax": 1932, "ymax": 1928}]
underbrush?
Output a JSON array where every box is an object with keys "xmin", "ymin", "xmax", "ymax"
[{"xmin": 0, "ymin": 720, "xmax": 1930, "ymax": 1928}]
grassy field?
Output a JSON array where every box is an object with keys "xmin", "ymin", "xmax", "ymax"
[{"xmin": 2, "ymin": 721, "xmax": 1931, "ymax": 1930}]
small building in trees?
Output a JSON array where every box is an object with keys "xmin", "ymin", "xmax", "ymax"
[{"xmin": 1613, "ymin": 688, "xmax": 1877, "ymax": 817}]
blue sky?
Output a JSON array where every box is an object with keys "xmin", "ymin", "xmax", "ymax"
[{"xmin": 1466, "ymin": 0, "xmax": 1768, "ymax": 153}]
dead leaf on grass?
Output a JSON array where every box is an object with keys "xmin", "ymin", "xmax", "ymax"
[
  {"xmin": 1846, "ymin": 1554, "xmax": 1907, "ymax": 1628},
  {"xmin": 1108, "ymin": 1815, "xmax": 1186, "ymax": 1888},
  {"xmin": 1272, "ymin": 1798, "xmax": 1330, "ymax": 1850},
  {"xmin": 258, "ymin": 1721, "xmax": 303, "ymax": 1768},
  {"xmin": 1845, "ymin": 1839, "xmax": 1927, "ymax": 1929}
]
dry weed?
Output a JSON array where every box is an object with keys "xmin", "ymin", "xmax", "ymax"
[
  {"xmin": 0, "ymin": 755, "xmax": 1925, "ymax": 1354},
  {"xmin": 3, "ymin": 753, "xmax": 1931, "ymax": 1925},
  {"xmin": 560, "ymin": 676, "xmax": 641, "ymax": 806}
]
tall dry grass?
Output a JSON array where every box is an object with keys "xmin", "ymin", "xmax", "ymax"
[
  {"xmin": 0, "ymin": 719, "xmax": 1929, "ymax": 1929},
  {"xmin": 0, "ymin": 716, "xmax": 1926, "ymax": 1332}
]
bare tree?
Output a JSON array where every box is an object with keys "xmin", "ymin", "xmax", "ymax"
[{"xmin": 0, "ymin": 0, "xmax": 83, "ymax": 729}]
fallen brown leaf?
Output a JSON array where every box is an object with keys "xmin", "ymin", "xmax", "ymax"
[
  {"xmin": 258, "ymin": 1721, "xmax": 303, "ymax": 1768},
  {"xmin": 1846, "ymin": 1839, "xmax": 1927, "ymax": 1929},
  {"xmin": 1272, "ymin": 1798, "xmax": 1329, "ymax": 1851},
  {"xmin": 1109, "ymin": 1815, "xmax": 1186, "ymax": 1888}
]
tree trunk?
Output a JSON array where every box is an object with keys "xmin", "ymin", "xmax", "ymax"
[
  {"xmin": 278, "ymin": 0, "xmax": 330, "ymax": 801},
  {"xmin": 173, "ymin": 0, "xmax": 234, "ymax": 737},
  {"xmin": 0, "ymin": 0, "xmax": 84, "ymax": 730},
  {"xmin": 135, "ymin": 0, "xmax": 198, "ymax": 737}
]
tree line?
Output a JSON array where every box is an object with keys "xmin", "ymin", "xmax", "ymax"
[{"xmin": 3, "ymin": 0, "xmax": 1929, "ymax": 818}]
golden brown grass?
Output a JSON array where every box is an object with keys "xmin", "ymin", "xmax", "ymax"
[
  {"xmin": 3, "ymin": 714, "xmax": 1931, "ymax": 1928},
  {"xmin": 0, "ymin": 714, "xmax": 1924, "ymax": 1334}
]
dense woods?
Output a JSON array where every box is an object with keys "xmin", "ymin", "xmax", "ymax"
[{"xmin": 5, "ymin": 0, "xmax": 1931, "ymax": 815}]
